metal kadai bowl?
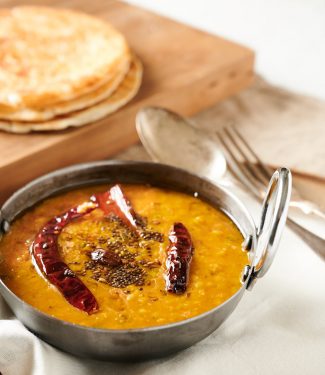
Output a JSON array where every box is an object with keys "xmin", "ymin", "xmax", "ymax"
[{"xmin": 0, "ymin": 161, "xmax": 291, "ymax": 361}]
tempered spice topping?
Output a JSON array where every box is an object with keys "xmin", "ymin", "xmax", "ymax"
[
  {"xmin": 82, "ymin": 210, "xmax": 165, "ymax": 289},
  {"xmin": 85, "ymin": 247, "xmax": 145, "ymax": 288},
  {"xmin": 106, "ymin": 263, "xmax": 145, "ymax": 288},
  {"xmin": 140, "ymin": 230, "xmax": 164, "ymax": 243},
  {"xmin": 83, "ymin": 225, "xmax": 162, "ymax": 288}
]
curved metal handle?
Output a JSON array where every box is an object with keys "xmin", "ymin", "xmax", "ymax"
[{"xmin": 246, "ymin": 168, "xmax": 292, "ymax": 290}]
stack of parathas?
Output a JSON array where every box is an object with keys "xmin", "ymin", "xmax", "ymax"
[{"xmin": 0, "ymin": 6, "xmax": 142, "ymax": 133}]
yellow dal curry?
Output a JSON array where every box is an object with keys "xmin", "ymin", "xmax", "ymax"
[{"xmin": 0, "ymin": 184, "xmax": 248, "ymax": 329}]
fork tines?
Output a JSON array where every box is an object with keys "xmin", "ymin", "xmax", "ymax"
[{"xmin": 216, "ymin": 125, "xmax": 273, "ymax": 199}]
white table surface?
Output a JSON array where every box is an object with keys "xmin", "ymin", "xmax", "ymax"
[{"xmin": 127, "ymin": 0, "xmax": 325, "ymax": 100}]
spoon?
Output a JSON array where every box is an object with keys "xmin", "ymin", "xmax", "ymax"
[{"xmin": 136, "ymin": 107, "xmax": 227, "ymax": 181}]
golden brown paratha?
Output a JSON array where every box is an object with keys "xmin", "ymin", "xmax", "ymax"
[
  {"xmin": 0, "ymin": 56, "xmax": 142, "ymax": 133},
  {"xmin": 0, "ymin": 6, "xmax": 131, "ymax": 110},
  {"xmin": 0, "ymin": 58, "xmax": 130, "ymax": 121}
]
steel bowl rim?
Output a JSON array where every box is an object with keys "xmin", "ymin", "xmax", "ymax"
[{"xmin": 0, "ymin": 159, "xmax": 254, "ymax": 335}]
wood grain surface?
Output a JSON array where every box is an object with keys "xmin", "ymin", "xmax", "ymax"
[{"xmin": 0, "ymin": 0, "xmax": 254, "ymax": 203}]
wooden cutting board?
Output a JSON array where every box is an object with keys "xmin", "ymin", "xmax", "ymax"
[{"xmin": 0, "ymin": 0, "xmax": 254, "ymax": 203}]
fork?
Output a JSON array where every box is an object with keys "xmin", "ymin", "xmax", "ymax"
[{"xmin": 216, "ymin": 125, "xmax": 325, "ymax": 259}]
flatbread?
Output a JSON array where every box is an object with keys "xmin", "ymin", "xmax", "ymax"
[
  {"xmin": 0, "ymin": 56, "xmax": 142, "ymax": 133},
  {"xmin": 0, "ymin": 6, "xmax": 130, "ymax": 110},
  {"xmin": 0, "ymin": 58, "xmax": 130, "ymax": 121}
]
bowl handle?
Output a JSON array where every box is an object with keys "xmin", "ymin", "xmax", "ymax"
[{"xmin": 244, "ymin": 168, "xmax": 292, "ymax": 290}]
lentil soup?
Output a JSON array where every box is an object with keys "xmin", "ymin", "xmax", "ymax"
[{"xmin": 0, "ymin": 184, "xmax": 247, "ymax": 329}]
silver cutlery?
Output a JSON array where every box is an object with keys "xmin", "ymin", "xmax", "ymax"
[
  {"xmin": 216, "ymin": 125, "xmax": 325, "ymax": 220},
  {"xmin": 136, "ymin": 107, "xmax": 325, "ymax": 258},
  {"xmin": 215, "ymin": 125, "xmax": 325, "ymax": 258}
]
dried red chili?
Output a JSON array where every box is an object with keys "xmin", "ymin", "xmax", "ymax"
[
  {"xmin": 32, "ymin": 184, "xmax": 140, "ymax": 314},
  {"xmin": 89, "ymin": 248, "xmax": 122, "ymax": 267},
  {"xmin": 165, "ymin": 222, "xmax": 194, "ymax": 294},
  {"xmin": 32, "ymin": 202, "xmax": 99, "ymax": 314},
  {"xmin": 92, "ymin": 184, "xmax": 139, "ymax": 230}
]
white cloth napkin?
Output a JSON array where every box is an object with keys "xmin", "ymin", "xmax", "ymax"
[{"xmin": 1, "ymin": 187, "xmax": 325, "ymax": 375}]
